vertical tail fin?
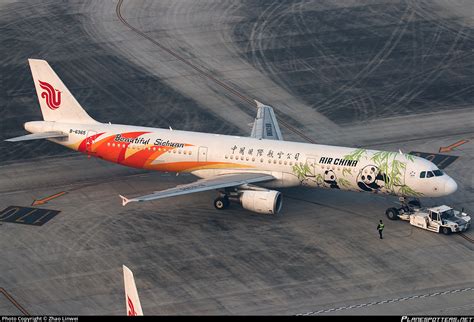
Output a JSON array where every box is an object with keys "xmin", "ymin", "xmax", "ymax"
[
  {"xmin": 28, "ymin": 59, "xmax": 97, "ymax": 124},
  {"xmin": 123, "ymin": 265, "xmax": 144, "ymax": 316}
]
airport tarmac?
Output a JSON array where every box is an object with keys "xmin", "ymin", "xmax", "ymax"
[{"xmin": 0, "ymin": 0, "xmax": 473, "ymax": 315}]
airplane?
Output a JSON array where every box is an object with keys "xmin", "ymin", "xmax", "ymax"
[
  {"xmin": 123, "ymin": 265, "xmax": 143, "ymax": 316},
  {"xmin": 6, "ymin": 59, "xmax": 458, "ymax": 216}
]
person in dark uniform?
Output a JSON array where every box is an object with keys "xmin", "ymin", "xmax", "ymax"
[{"xmin": 377, "ymin": 220, "xmax": 384, "ymax": 239}]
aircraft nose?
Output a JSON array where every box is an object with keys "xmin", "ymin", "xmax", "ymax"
[{"xmin": 444, "ymin": 177, "xmax": 458, "ymax": 195}]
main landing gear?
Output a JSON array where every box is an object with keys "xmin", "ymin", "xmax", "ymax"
[
  {"xmin": 214, "ymin": 196, "xmax": 230, "ymax": 210},
  {"xmin": 385, "ymin": 197, "xmax": 422, "ymax": 220},
  {"xmin": 214, "ymin": 188, "xmax": 241, "ymax": 210}
]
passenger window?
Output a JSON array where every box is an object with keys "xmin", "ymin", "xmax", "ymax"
[
  {"xmin": 420, "ymin": 171, "xmax": 426, "ymax": 178},
  {"xmin": 427, "ymin": 171, "xmax": 434, "ymax": 178}
]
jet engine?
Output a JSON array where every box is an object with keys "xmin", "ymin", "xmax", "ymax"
[{"xmin": 240, "ymin": 189, "xmax": 283, "ymax": 215}]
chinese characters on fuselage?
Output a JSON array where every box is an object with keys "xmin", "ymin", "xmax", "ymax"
[{"xmin": 230, "ymin": 145, "xmax": 300, "ymax": 161}]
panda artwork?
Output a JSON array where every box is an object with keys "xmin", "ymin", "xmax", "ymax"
[
  {"xmin": 356, "ymin": 165, "xmax": 389, "ymax": 192},
  {"xmin": 323, "ymin": 170, "xmax": 340, "ymax": 189}
]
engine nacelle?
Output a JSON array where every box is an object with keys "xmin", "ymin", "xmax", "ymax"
[{"xmin": 240, "ymin": 190, "xmax": 283, "ymax": 215}]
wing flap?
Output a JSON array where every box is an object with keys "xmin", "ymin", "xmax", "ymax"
[
  {"xmin": 5, "ymin": 131, "xmax": 68, "ymax": 142},
  {"xmin": 120, "ymin": 172, "xmax": 275, "ymax": 206}
]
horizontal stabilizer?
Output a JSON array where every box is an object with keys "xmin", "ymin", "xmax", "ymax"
[{"xmin": 5, "ymin": 131, "xmax": 68, "ymax": 142}]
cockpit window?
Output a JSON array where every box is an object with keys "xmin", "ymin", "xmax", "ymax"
[
  {"xmin": 433, "ymin": 170, "xmax": 443, "ymax": 176},
  {"xmin": 426, "ymin": 171, "xmax": 434, "ymax": 178},
  {"xmin": 420, "ymin": 171, "xmax": 426, "ymax": 178}
]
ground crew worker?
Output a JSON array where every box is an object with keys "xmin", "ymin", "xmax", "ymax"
[{"xmin": 377, "ymin": 220, "xmax": 384, "ymax": 239}]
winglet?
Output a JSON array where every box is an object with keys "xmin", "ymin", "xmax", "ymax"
[
  {"xmin": 123, "ymin": 265, "xmax": 143, "ymax": 316},
  {"xmin": 251, "ymin": 100, "xmax": 283, "ymax": 141},
  {"xmin": 119, "ymin": 195, "xmax": 130, "ymax": 206},
  {"xmin": 254, "ymin": 99, "xmax": 265, "ymax": 108}
]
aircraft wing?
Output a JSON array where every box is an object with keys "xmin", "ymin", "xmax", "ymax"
[
  {"xmin": 250, "ymin": 100, "xmax": 283, "ymax": 141},
  {"xmin": 119, "ymin": 172, "xmax": 275, "ymax": 206},
  {"xmin": 5, "ymin": 131, "xmax": 68, "ymax": 142}
]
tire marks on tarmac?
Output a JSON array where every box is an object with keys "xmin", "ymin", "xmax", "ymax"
[{"xmin": 298, "ymin": 286, "xmax": 474, "ymax": 315}]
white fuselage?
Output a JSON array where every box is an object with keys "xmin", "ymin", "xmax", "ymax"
[{"xmin": 25, "ymin": 121, "xmax": 457, "ymax": 198}]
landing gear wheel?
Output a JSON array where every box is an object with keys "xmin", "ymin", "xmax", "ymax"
[
  {"xmin": 408, "ymin": 199, "xmax": 421, "ymax": 208},
  {"xmin": 441, "ymin": 227, "xmax": 451, "ymax": 235},
  {"xmin": 386, "ymin": 207, "xmax": 399, "ymax": 220},
  {"xmin": 214, "ymin": 196, "xmax": 230, "ymax": 210}
]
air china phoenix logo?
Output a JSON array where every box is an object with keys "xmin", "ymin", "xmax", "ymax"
[
  {"xmin": 38, "ymin": 80, "xmax": 61, "ymax": 110},
  {"xmin": 127, "ymin": 296, "xmax": 137, "ymax": 316}
]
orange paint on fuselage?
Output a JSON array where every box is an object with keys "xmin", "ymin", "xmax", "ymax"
[
  {"xmin": 144, "ymin": 161, "xmax": 253, "ymax": 172},
  {"xmin": 71, "ymin": 132, "xmax": 249, "ymax": 172}
]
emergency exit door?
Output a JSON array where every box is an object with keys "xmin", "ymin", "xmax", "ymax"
[{"xmin": 198, "ymin": 146, "xmax": 208, "ymax": 162}]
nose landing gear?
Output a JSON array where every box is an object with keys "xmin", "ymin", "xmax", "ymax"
[
  {"xmin": 407, "ymin": 198, "xmax": 421, "ymax": 208},
  {"xmin": 385, "ymin": 197, "xmax": 422, "ymax": 220}
]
